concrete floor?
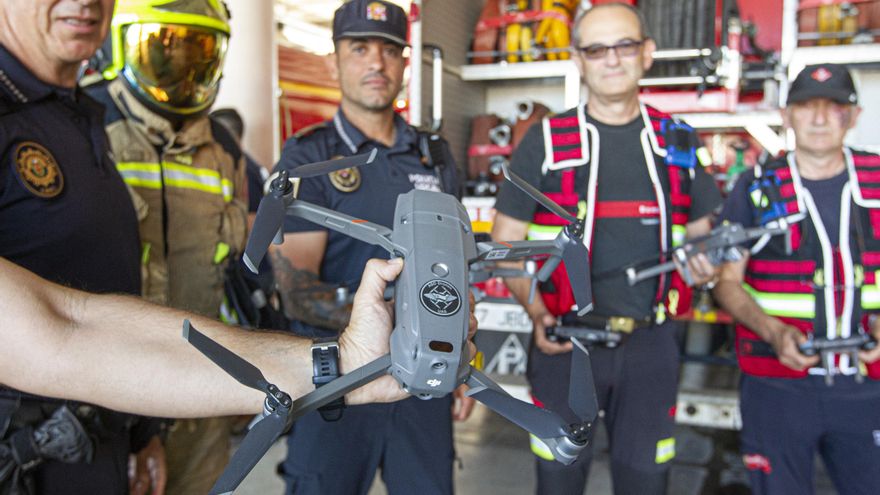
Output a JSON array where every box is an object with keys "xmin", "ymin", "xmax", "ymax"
[
  {"xmin": 235, "ymin": 401, "xmax": 839, "ymax": 495},
  {"xmin": 236, "ymin": 401, "xmax": 613, "ymax": 495}
]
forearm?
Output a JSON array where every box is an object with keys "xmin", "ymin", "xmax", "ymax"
[
  {"xmin": 500, "ymin": 261, "xmax": 550, "ymax": 319},
  {"xmin": 491, "ymin": 213, "xmax": 548, "ymax": 320},
  {"xmin": 0, "ymin": 256, "xmax": 406, "ymax": 418},
  {"xmin": 0, "ymin": 258, "xmax": 307, "ymax": 416},
  {"xmin": 270, "ymin": 250, "xmax": 351, "ymax": 331},
  {"xmin": 712, "ymin": 280, "xmax": 783, "ymax": 341},
  {"xmin": 58, "ymin": 291, "xmax": 314, "ymax": 417}
]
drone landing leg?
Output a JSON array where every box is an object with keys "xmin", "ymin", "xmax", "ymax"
[{"xmin": 288, "ymin": 354, "xmax": 393, "ymax": 422}]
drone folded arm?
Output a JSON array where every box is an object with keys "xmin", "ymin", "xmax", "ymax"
[
  {"xmin": 464, "ymin": 367, "xmax": 588, "ymax": 466},
  {"xmin": 287, "ymin": 354, "xmax": 392, "ymax": 422},
  {"xmin": 474, "ymin": 240, "xmax": 561, "ymax": 262},
  {"xmin": 464, "ymin": 339, "xmax": 598, "ymax": 466},
  {"xmin": 625, "ymin": 223, "xmax": 789, "ymax": 286},
  {"xmin": 287, "ymin": 202, "xmax": 399, "ymax": 256}
]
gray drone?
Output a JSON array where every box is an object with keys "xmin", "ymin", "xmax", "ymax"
[{"xmin": 183, "ymin": 153, "xmax": 598, "ymax": 494}]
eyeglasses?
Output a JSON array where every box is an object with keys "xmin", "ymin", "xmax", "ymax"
[{"xmin": 576, "ymin": 39, "xmax": 644, "ymax": 60}]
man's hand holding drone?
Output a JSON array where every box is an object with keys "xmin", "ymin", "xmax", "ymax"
[{"xmin": 342, "ymin": 257, "xmax": 479, "ymax": 405}]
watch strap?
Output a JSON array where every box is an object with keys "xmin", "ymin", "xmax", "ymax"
[{"xmin": 311, "ymin": 338, "xmax": 345, "ymax": 421}]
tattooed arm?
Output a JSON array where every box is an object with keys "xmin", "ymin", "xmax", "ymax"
[{"xmin": 271, "ymin": 231, "xmax": 352, "ymax": 331}]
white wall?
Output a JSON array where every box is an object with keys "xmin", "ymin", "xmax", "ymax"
[
  {"xmin": 214, "ymin": 0, "xmax": 278, "ymax": 167},
  {"xmin": 849, "ymin": 69, "xmax": 880, "ymax": 150}
]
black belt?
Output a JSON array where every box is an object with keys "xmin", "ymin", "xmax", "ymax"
[{"xmin": 565, "ymin": 314, "xmax": 655, "ymax": 334}]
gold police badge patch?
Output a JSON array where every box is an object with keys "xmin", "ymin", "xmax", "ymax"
[
  {"xmin": 14, "ymin": 142, "xmax": 64, "ymax": 198},
  {"xmin": 329, "ymin": 164, "xmax": 361, "ymax": 193}
]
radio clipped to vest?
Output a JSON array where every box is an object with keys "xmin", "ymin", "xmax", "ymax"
[
  {"xmin": 748, "ymin": 172, "xmax": 790, "ymax": 226},
  {"xmin": 418, "ymin": 132, "xmax": 446, "ymax": 170},
  {"xmin": 418, "ymin": 131, "xmax": 450, "ymax": 194},
  {"xmin": 661, "ymin": 119, "xmax": 702, "ymax": 173}
]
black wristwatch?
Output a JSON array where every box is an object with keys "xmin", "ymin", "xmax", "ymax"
[{"xmin": 311, "ymin": 337, "xmax": 345, "ymax": 421}]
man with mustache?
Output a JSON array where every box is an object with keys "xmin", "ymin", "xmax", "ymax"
[
  {"xmin": 0, "ymin": 1, "xmax": 164, "ymax": 493},
  {"xmin": 271, "ymin": 1, "xmax": 471, "ymax": 493}
]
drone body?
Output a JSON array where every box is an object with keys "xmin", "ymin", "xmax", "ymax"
[{"xmin": 389, "ymin": 189, "xmax": 475, "ymax": 398}]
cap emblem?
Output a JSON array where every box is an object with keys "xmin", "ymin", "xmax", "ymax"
[
  {"xmin": 366, "ymin": 2, "xmax": 388, "ymax": 21},
  {"xmin": 811, "ymin": 67, "xmax": 832, "ymax": 83}
]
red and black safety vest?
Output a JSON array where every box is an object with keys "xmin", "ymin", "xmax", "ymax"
[
  {"xmin": 737, "ymin": 149, "xmax": 880, "ymax": 380},
  {"xmin": 529, "ymin": 104, "xmax": 706, "ymax": 320}
]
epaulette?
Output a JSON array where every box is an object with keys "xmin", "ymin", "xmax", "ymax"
[
  {"xmin": 0, "ymin": 93, "xmax": 20, "ymax": 118},
  {"xmin": 293, "ymin": 121, "xmax": 329, "ymax": 140}
]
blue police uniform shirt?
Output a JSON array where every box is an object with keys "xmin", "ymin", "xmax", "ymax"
[
  {"xmin": 0, "ymin": 44, "xmax": 141, "ymax": 295},
  {"xmin": 276, "ymin": 110, "xmax": 459, "ymax": 292}
]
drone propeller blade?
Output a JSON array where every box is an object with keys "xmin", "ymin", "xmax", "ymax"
[
  {"xmin": 289, "ymin": 149, "xmax": 378, "ymax": 179},
  {"xmin": 209, "ymin": 412, "xmax": 287, "ymax": 495},
  {"xmin": 501, "ymin": 161, "xmax": 577, "ymax": 223},
  {"xmin": 183, "ymin": 320, "xmax": 269, "ymax": 393},
  {"xmin": 561, "ymin": 236, "xmax": 593, "ymax": 316},
  {"xmin": 243, "ymin": 187, "xmax": 286, "ymax": 273},
  {"xmin": 568, "ymin": 339, "xmax": 599, "ymax": 423}
]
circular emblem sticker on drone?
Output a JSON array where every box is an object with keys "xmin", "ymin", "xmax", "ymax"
[
  {"xmin": 419, "ymin": 279, "xmax": 462, "ymax": 317},
  {"xmin": 329, "ymin": 164, "xmax": 361, "ymax": 193},
  {"xmin": 14, "ymin": 142, "xmax": 64, "ymax": 198}
]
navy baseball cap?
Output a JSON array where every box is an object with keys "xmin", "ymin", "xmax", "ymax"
[
  {"xmin": 333, "ymin": 0, "xmax": 409, "ymax": 47},
  {"xmin": 787, "ymin": 63, "xmax": 858, "ymax": 106}
]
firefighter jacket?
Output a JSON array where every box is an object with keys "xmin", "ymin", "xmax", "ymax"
[
  {"xmin": 88, "ymin": 78, "xmax": 248, "ymax": 317},
  {"xmin": 737, "ymin": 149, "xmax": 880, "ymax": 379},
  {"xmin": 531, "ymin": 103, "xmax": 707, "ymax": 320}
]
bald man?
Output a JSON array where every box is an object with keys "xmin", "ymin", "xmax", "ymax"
[{"xmin": 492, "ymin": 3, "xmax": 721, "ymax": 494}]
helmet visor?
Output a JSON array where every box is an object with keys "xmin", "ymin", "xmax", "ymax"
[{"xmin": 121, "ymin": 23, "xmax": 228, "ymax": 113}]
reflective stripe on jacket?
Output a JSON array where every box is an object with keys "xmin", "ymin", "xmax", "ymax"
[{"xmin": 99, "ymin": 78, "xmax": 248, "ymax": 317}]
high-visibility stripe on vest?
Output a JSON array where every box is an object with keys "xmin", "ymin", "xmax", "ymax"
[
  {"xmin": 743, "ymin": 285, "xmax": 816, "ymax": 319},
  {"xmin": 527, "ymin": 223, "xmax": 563, "ymax": 241},
  {"xmin": 738, "ymin": 149, "xmax": 880, "ymax": 380},
  {"xmin": 117, "ymin": 162, "xmax": 234, "ymax": 203},
  {"xmin": 530, "ymin": 103, "xmax": 706, "ymax": 319}
]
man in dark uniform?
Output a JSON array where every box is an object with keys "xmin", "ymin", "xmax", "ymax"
[
  {"xmin": 713, "ymin": 63, "xmax": 880, "ymax": 495},
  {"xmin": 271, "ymin": 1, "xmax": 472, "ymax": 493},
  {"xmin": 491, "ymin": 3, "xmax": 721, "ymax": 494},
  {"xmin": 0, "ymin": 1, "xmax": 163, "ymax": 493}
]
